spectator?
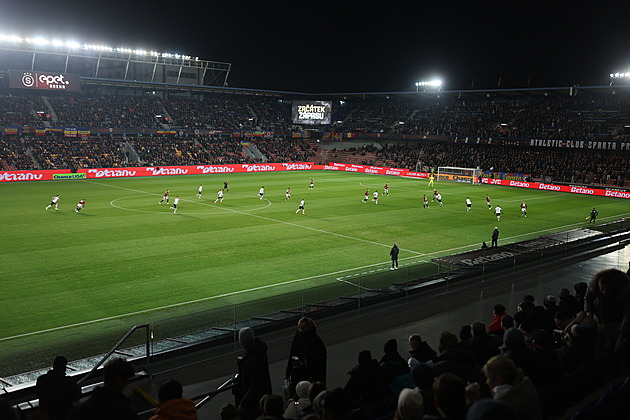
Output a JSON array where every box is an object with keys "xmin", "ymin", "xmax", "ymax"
[
  {"xmin": 558, "ymin": 288, "xmax": 581, "ymax": 317},
  {"xmin": 149, "ymin": 379, "xmax": 197, "ymax": 420},
  {"xmin": 344, "ymin": 350, "xmax": 391, "ymax": 407},
  {"xmin": 469, "ymin": 322, "xmax": 500, "ymax": 367},
  {"xmin": 431, "ymin": 331, "xmax": 487, "ymax": 398},
  {"xmin": 482, "ymin": 355, "xmax": 542, "ymax": 420},
  {"xmin": 427, "ymin": 373, "xmax": 467, "ymax": 420},
  {"xmin": 407, "ymin": 334, "xmax": 438, "ymax": 367},
  {"xmin": 379, "ymin": 339, "xmax": 415, "ymax": 397},
  {"xmin": 488, "ymin": 304, "xmax": 508, "ymax": 334},
  {"xmin": 285, "ymin": 317, "xmax": 327, "ymax": 399},
  {"xmin": 36, "ymin": 355, "xmax": 81, "ymax": 420},
  {"xmin": 283, "ymin": 381, "xmax": 311, "ymax": 420},
  {"xmin": 69, "ymin": 357, "xmax": 137, "ymax": 420},
  {"xmin": 394, "ymin": 388, "xmax": 423, "ymax": 420},
  {"xmin": 584, "ymin": 268, "xmax": 630, "ymax": 352},
  {"xmin": 233, "ymin": 327, "xmax": 272, "ymax": 420},
  {"xmin": 500, "ymin": 328, "xmax": 537, "ymax": 379}
]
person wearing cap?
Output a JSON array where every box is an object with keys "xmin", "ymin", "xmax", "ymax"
[
  {"xmin": 149, "ymin": 379, "xmax": 197, "ymax": 420},
  {"xmin": 36, "ymin": 355, "xmax": 81, "ymax": 420},
  {"xmin": 233, "ymin": 327, "xmax": 272, "ymax": 420},
  {"xmin": 69, "ymin": 357, "xmax": 137, "ymax": 420},
  {"xmin": 283, "ymin": 380, "xmax": 311, "ymax": 420}
]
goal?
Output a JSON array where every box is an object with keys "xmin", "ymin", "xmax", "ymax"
[{"xmin": 436, "ymin": 166, "xmax": 482, "ymax": 184}]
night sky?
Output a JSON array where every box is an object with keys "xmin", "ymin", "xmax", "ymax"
[{"xmin": 1, "ymin": 1, "xmax": 629, "ymax": 93}]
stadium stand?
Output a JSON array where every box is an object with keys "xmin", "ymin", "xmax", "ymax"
[{"xmin": 1, "ymin": 84, "xmax": 630, "ymax": 419}]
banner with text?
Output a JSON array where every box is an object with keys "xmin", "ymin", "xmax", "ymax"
[{"xmin": 481, "ymin": 178, "xmax": 630, "ymax": 199}]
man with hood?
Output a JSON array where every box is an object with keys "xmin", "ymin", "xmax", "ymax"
[{"xmin": 233, "ymin": 327, "xmax": 272, "ymax": 420}]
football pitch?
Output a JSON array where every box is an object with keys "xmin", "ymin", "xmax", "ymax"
[{"xmin": 1, "ymin": 170, "xmax": 629, "ymax": 375}]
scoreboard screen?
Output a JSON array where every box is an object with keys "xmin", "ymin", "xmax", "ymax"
[{"xmin": 292, "ymin": 100, "xmax": 331, "ymax": 125}]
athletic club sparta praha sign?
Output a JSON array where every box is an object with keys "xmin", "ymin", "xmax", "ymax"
[{"xmin": 8, "ymin": 69, "xmax": 81, "ymax": 91}]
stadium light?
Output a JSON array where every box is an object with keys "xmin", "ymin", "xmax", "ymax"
[
  {"xmin": 610, "ymin": 71, "xmax": 630, "ymax": 85},
  {"xmin": 0, "ymin": 32, "xmax": 195, "ymax": 61},
  {"xmin": 415, "ymin": 79, "xmax": 442, "ymax": 92}
]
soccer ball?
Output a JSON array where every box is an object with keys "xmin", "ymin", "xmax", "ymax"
[{"xmin": 585, "ymin": 217, "xmax": 590, "ymax": 220}]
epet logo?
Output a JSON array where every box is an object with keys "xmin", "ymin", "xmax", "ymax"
[{"xmin": 38, "ymin": 73, "xmax": 70, "ymax": 89}]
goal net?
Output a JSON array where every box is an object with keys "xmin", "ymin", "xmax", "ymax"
[{"xmin": 436, "ymin": 167, "xmax": 482, "ymax": 184}]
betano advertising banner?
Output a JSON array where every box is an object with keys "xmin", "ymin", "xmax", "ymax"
[
  {"xmin": 1, "ymin": 162, "xmax": 627, "ymax": 199},
  {"xmin": 481, "ymin": 178, "xmax": 630, "ymax": 199},
  {"xmin": 0, "ymin": 162, "xmax": 320, "ymax": 182}
]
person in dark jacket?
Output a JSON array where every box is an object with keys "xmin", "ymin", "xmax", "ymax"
[
  {"xmin": 408, "ymin": 334, "xmax": 438, "ymax": 367},
  {"xmin": 390, "ymin": 243, "xmax": 400, "ymax": 270},
  {"xmin": 344, "ymin": 350, "xmax": 392, "ymax": 407},
  {"xmin": 69, "ymin": 357, "xmax": 137, "ymax": 420},
  {"xmin": 233, "ymin": 327, "xmax": 272, "ymax": 420},
  {"xmin": 36, "ymin": 356, "xmax": 81, "ymax": 420},
  {"xmin": 380, "ymin": 339, "xmax": 415, "ymax": 397},
  {"xmin": 285, "ymin": 317, "xmax": 327, "ymax": 398},
  {"xmin": 584, "ymin": 268, "xmax": 630, "ymax": 352}
]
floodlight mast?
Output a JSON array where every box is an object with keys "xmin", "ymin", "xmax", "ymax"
[
  {"xmin": 415, "ymin": 79, "xmax": 442, "ymax": 92},
  {"xmin": 609, "ymin": 71, "xmax": 630, "ymax": 86},
  {"xmin": 0, "ymin": 34, "xmax": 231, "ymax": 87}
]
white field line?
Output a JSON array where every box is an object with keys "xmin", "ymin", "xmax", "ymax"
[{"xmin": 89, "ymin": 180, "xmax": 425, "ymax": 255}]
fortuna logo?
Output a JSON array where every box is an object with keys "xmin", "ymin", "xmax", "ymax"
[
  {"xmin": 570, "ymin": 186, "xmax": 594, "ymax": 194},
  {"xmin": 147, "ymin": 167, "xmax": 189, "ymax": 175},
  {"xmin": 282, "ymin": 163, "xmax": 312, "ymax": 170},
  {"xmin": 0, "ymin": 172, "xmax": 43, "ymax": 181},
  {"xmin": 539, "ymin": 183, "xmax": 560, "ymax": 191},
  {"xmin": 196, "ymin": 165, "xmax": 234, "ymax": 174},
  {"xmin": 509, "ymin": 180, "xmax": 530, "ymax": 188},
  {"xmin": 88, "ymin": 169, "xmax": 137, "ymax": 178},
  {"xmin": 241, "ymin": 164, "xmax": 275, "ymax": 172}
]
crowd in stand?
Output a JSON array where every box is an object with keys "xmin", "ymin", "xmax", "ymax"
[
  {"xmin": 7, "ymin": 267, "xmax": 627, "ymax": 420},
  {"xmin": 23, "ymin": 137, "xmax": 129, "ymax": 169},
  {"xmin": 0, "ymin": 136, "xmax": 35, "ymax": 170},
  {"xmin": 47, "ymin": 95, "xmax": 166, "ymax": 129},
  {"xmin": 253, "ymin": 138, "xmax": 315, "ymax": 163},
  {"xmin": 1, "ymin": 91, "xmax": 630, "ymax": 187},
  {"xmin": 374, "ymin": 142, "xmax": 629, "ymax": 187}
]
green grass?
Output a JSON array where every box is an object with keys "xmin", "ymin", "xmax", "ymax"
[{"xmin": 1, "ymin": 170, "xmax": 628, "ymax": 376}]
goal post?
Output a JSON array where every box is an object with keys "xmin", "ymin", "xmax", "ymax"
[{"xmin": 436, "ymin": 167, "xmax": 482, "ymax": 184}]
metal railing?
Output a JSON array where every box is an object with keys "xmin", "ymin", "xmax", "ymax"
[{"xmin": 77, "ymin": 323, "xmax": 151, "ymax": 386}]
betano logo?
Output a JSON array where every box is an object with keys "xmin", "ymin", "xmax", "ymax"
[
  {"xmin": 0, "ymin": 172, "xmax": 43, "ymax": 181},
  {"xmin": 148, "ymin": 167, "xmax": 188, "ymax": 175},
  {"xmin": 87, "ymin": 169, "xmax": 137, "ymax": 178},
  {"xmin": 241, "ymin": 164, "xmax": 275, "ymax": 172},
  {"xmin": 196, "ymin": 165, "xmax": 235, "ymax": 174}
]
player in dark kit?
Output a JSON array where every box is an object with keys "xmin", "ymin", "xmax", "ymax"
[
  {"xmin": 589, "ymin": 208, "xmax": 598, "ymax": 223},
  {"xmin": 159, "ymin": 189, "xmax": 170, "ymax": 204},
  {"xmin": 224, "ymin": 180, "xmax": 229, "ymax": 192}
]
